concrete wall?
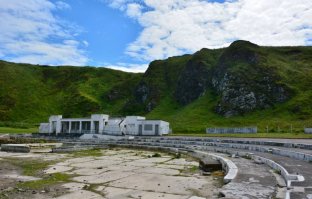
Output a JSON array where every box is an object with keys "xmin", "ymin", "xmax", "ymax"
[
  {"xmin": 91, "ymin": 114, "xmax": 109, "ymax": 133},
  {"xmin": 103, "ymin": 118, "xmax": 123, "ymax": 135},
  {"xmin": 137, "ymin": 120, "xmax": 170, "ymax": 136},
  {"xmin": 206, "ymin": 127, "xmax": 257, "ymax": 134},
  {"xmin": 39, "ymin": 123, "xmax": 50, "ymax": 134},
  {"xmin": 304, "ymin": 128, "xmax": 312, "ymax": 134},
  {"xmin": 49, "ymin": 115, "xmax": 62, "ymax": 134}
]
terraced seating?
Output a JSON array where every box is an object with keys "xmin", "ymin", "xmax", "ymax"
[{"xmin": 59, "ymin": 136, "xmax": 312, "ymax": 199}]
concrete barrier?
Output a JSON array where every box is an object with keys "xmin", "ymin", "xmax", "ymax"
[
  {"xmin": 193, "ymin": 150, "xmax": 238, "ymax": 184},
  {"xmin": 1, "ymin": 144, "xmax": 30, "ymax": 153},
  {"xmin": 206, "ymin": 127, "xmax": 257, "ymax": 134},
  {"xmin": 304, "ymin": 128, "xmax": 312, "ymax": 134},
  {"xmin": 130, "ymin": 139, "xmax": 312, "ymax": 162},
  {"xmin": 251, "ymin": 155, "xmax": 304, "ymax": 188},
  {"xmin": 0, "ymin": 143, "xmax": 63, "ymax": 153}
]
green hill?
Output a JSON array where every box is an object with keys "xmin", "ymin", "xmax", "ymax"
[
  {"xmin": 1, "ymin": 40, "xmax": 312, "ymax": 133},
  {"xmin": 0, "ymin": 61, "xmax": 141, "ymax": 123}
]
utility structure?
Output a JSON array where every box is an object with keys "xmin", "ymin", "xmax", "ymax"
[{"xmin": 39, "ymin": 114, "xmax": 170, "ymax": 136}]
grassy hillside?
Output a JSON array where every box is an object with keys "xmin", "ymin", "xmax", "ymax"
[
  {"xmin": 1, "ymin": 41, "xmax": 312, "ymax": 134},
  {"xmin": 145, "ymin": 43, "xmax": 312, "ymax": 133},
  {"xmin": 0, "ymin": 60, "xmax": 141, "ymax": 123}
]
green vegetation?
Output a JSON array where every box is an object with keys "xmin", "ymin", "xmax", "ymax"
[
  {"xmin": 0, "ymin": 127, "xmax": 37, "ymax": 134},
  {"xmin": 70, "ymin": 148, "xmax": 103, "ymax": 157},
  {"xmin": 18, "ymin": 173, "xmax": 71, "ymax": 190},
  {"xmin": 0, "ymin": 60, "xmax": 141, "ymax": 123},
  {"xmin": 1, "ymin": 41, "xmax": 312, "ymax": 136},
  {"xmin": 8, "ymin": 158, "xmax": 53, "ymax": 176},
  {"xmin": 7, "ymin": 158, "xmax": 72, "ymax": 190}
]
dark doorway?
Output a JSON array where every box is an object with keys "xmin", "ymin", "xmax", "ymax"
[
  {"xmin": 94, "ymin": 121, "xmax": 99, "ymax": 134},
  {"xmin": 138, "ymin": 125, "xmax": 142, "ymax": 136},
  {"xmin": 155, "ymin": 124, "xmax": 159, "ymax": 136}
]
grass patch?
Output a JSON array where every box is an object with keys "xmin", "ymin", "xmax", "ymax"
[
  {"xmin": 18, "ymin": 173, "xmax": 71, "ymax": 190},
  {"xmin": 70, "ymin": 148, "xmax": 103, "ymax": 157},
  {"xmin": 7, "ymin": 158, "xmax": 54, "ymax": 176},
  {"xmin": 0, "ymin": 127, "xmax": 37, "ymax": 134},
  {"xmin": 7, "ymin": 158, "xmax": 72, "ymax": 190},
  {"xmin": 187, "ymin": 165, "xmax": 198, "ymax": 173}
]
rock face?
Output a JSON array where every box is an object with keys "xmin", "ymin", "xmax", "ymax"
[
  {"xmin": 211, "ymin": 41, "xmax": 290, "ymax": 117},
  {"xmin": 125, "ymin": 40, "xmax": 292, "ymax": 117},
  {"xmin": 173, "ymin": 40, "xmax": 290, "ymax": 117},
  {"xmin": 175, "ymin": 48, "xmax": 220, "ymax": 105},
  {"xmin": 134, "ymin": 82, "xmax": 157, "ymax": 112},
  {"xmin": 175, "ymin": 60, "xmax": 211, "ymax": 105}
]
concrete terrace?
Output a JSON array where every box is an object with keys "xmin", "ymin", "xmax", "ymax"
[{"xmin": 56, "ymin": 136, "xmax": 312, "ymax": 199}]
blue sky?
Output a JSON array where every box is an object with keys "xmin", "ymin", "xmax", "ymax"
[
  {"xmin": 54, "ymin": 0, "xmax": 143, "ymax": 66},
  {"xmin": 0, "ymin": 0, "xmax": 311, "ymax": 72}
]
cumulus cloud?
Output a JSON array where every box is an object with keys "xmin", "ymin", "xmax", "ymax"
[
  {"xmin": 103, "ymin": 63, "xmax": 148, "ymax": 73},
  {"xmin": 0, "ymin": 0, "xmax": 88, "ymax": 66},
  {"xmin": 107, "ymin": 0, "xmax": 312, "ymax": 61}
]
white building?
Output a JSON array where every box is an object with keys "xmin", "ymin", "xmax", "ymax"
[{"xmin": 39, "ymin": 114, "xmax": 170, "ymax": 136}]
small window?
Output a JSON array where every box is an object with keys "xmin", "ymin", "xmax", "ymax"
[
  {"xmin": 105, "ymin": 121, "xmax": 108, "ymax": 126},
  {"xmin": 144, "ymin": 124, "xmax": 153, "ymax": 131}
]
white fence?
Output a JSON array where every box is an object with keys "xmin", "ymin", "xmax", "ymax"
[
  {"xmin": 304, "ymin": 128, "xmax": 312, "ymax": 134},
  {"xmin": 206, "ymin": 127, "xmax": 257, "ymax": 134}
]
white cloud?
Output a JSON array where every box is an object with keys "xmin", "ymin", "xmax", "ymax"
[
  {"xmin": 126, "ymin": 3, "xmax": 142, "ymax": 18},
  {"xmin": 0, "ymin": 0, "xmax": 88, "ymax": 66},
  {"xmin": 103, "ymin": 63, "xmax": 148, "ymax": 73},
  {"xmin": 107, "ymin": 0, "xmax": 312, "ymax": 61},
  {"xmin": 56, "ymin": 1, "xmax": 71, "ymax": 10}
]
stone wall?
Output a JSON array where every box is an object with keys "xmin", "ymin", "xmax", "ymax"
[{"xmin": 206, "ymin": 127, "xmax": 257, "ymax": 134}]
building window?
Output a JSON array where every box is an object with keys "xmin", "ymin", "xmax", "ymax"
[
  {"xmin": 82, "ymin": 121, "xmax": 91, "ymax": 131},
  {"xmin": 144, "ymin": 124, "xmax": 153, "ymax": 131},
  {"xmin": 71, "ymin": 122, "xmax": 80, "ymax": 132}
]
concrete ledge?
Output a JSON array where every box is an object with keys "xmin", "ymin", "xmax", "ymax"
[
  {"xmin": 251, "ymin": 155, "xmax": 304, "ymax": 188},
  {"xmin": 0, "ymin": 143, "xmax": 63, "ymax": 153},
  {"xmin": 131, "ymin": 139, "xmax": 312, "ymax": 162},
  {"xmin": 193, "ymin": 150, "xmax": 238, "ymax": 184},
  {"xmin": 1, "ymin": 144, "xmax": 30, "ymax": 153}
]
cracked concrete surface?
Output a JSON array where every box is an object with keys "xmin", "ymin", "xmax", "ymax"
[{"xmin": 0, "ymin": 149, "xmax": 222, "ymax": 199}]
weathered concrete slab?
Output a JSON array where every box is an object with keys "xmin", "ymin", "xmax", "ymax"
[
  {"xmin": 73, "ymin": 171, "xmax": 134, "ymax": 184},
  {"xmin": 165, "ymin": 159, "xmax": 198, "ymax": 166},
  {"xmin": 68, "ymin": 168, "xmax": 109, "ymax": 176},
  {"xmin": 55, "ymin": 190, "xmax": 103, "ymax": 199},
  {"xmin": 61, "ymin": 182, "xmax": 87, "ymax": 192},
  {"xmin": 134, "ymin": 167, "xmax": 180, "ymax": 175},
  {"xmin": 70, "ymin": 159, "xmax": 123, "ymax": 169},
  {"xmin": 109, "ymin": 173, "xmax": 210, "ymax": 195},
  {"xmin": 96, "ymin": 186, "xmax": 189, "ymax": 199},
  {"xmin": 44, "ymin": 164, "xmax": 73, "ymax": 174}
]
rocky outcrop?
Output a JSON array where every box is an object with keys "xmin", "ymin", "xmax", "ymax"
[
  {"xmin": 175, "ymin": 48, "xmax": 220, "ymax": 105},
  {"xmin": 212, "ymin": 41, "xmax": 290, "ymax": 116},
  {"xmin": 175, "ymin": 60, "xmax": 211, "ymax": 105},
  {"xmin": 174, "ymin": 40, "xmax": 290, "ymax": 117}
]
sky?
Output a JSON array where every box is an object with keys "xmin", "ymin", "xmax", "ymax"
[{"xmin": 0, "ymin": 0, "xmax": 311, "ymax": 73}]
